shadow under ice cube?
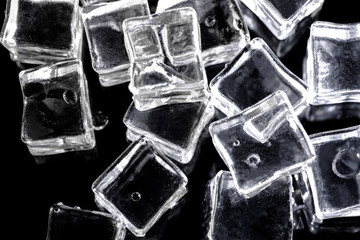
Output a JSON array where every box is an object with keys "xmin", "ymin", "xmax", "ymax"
[
  {"xmin": 0, "ymin": 0, "xmax": 83, "ymax": 64},
  {"xmin": 123, "ymin": 99, "xmax": 214, "ymax": 164},
  {"xmin": 82, "ymin": 0, "xmax": 150, "ymax": 86},
  {"xmin": 92, "ymin": 139, "xmax": 188, "ymax": 237},
  {"xmin": 46, "ymin": 203, "xmax": 126, "ymax": 240},
  {"xmin": 123, "ymin": 7, "xmax": 208, "ymax": 111},
  {"xmin": 295, "ymin": 125, "xmax": 360, "ymax": 233},
  {"xmin": 209, "ymin": 91, "xmax": 315, "ymax": 197},
  {"xmin": 304, "ymin": 21, "xmax": 360, "ymax": 106},
  {"xmin": 210, "ymin": 38, "xmax": 308, "ymax": 117},
  {"xmin": 20, "ymin": 59, "xmax": 95, "ymax": 156},
  {"xmin": 156, "ymin": 0, "xmax": 250, "ymax": 67},
  {"xmin": 206, "ymin": 171, "xmax": 293, "ymax": 240}
]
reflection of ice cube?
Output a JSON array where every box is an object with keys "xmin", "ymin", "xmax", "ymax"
[
  {"xmin": 206, "ymin": 171, "xmax": 293, "ymax": 240},
  {"xmin": 211, "ymin": 38, "xmax": 308, "ymax": 117},
  {"xmin": 156, "ymin": 0, "xmax": 250, "ymax": 66},
  {"xmin": 20, "ymin": 59, "xmax": 95, "ymax": 156},
  {"xmin": 239, "ymin": 0, "xmax": 324, "ymax": 56},
  {"xmin": 123, "ymin": 8, "xmax": 208, "ymax": 111},
  {"xmin": 46, "ymin": 203, "xmax": 126, "ymax": 240},
  {"xmin": 304, "ymin": 21, "xmax": 360, "ymax": 105},
  {"xmin": 82, "ymin": 0, "xmax": 150, "ymax": 86},
  {"xmin": 209, "ymin": 91, "xmax": 315, "ymax": 197},
  {"xmin": 0, "ymin": 0, "xmax": 82, "ymax": 64},
  {"xmin": 92, "ymin": 139, "xmax": 187, "ymax": 237},
  {"xmin": 123, "ymin": 99, "xmax": 214, "ymax": 164}
]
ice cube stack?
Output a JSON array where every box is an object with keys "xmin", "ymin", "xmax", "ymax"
[{"xmin": 1, "ymin": 0, "xmax": 359, "ymax": 239}]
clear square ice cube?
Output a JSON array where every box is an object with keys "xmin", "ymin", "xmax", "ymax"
[
  {"xmin": 46, "ymin": 203, "xmax": 126, "ymax": 240},
  {"xmin": 0, "ymin": 0, "xmax": 83, "ymax": 64},
  {"xmin": 123, "ymin": 99, "xmax": 214, "ymax": 164},
  {"xmin": 239, "ymin": 0, "xmax": 324, "ymax": 57},
  {"xmin": 304, "ymin": 21, "xmax": 360, "ymax": 105},
  {"xmin": 19, "ymin": 59, "xmax": 95, "ymax": 156},
  {"xmin": 123, "ymin": 7, "xmax": 208, "ymax": 111},
  {"xmin": 92, "ymin": 139, "xmax": 188, "ymax": 237},
  {"xmin": 210, "ymin": 38, "xmax": 308, "ymax": 117},
  {"xmin": 82, "ymin": 0, "xmax": 150, "ymax": 86},
  {"xmin": 156, "ymin": 0, "xmax": 250, "ymax": 67},
  {"xmin": 305, "ymin": 126, "xmax": 360, "ymax": 220},
  {"xmin": 209, "ymin": 91, "xmax": 315, "ymax": 197},
  {"xmin": 206, "ymin": 171, "xmax": 293, "ymax": 240}
]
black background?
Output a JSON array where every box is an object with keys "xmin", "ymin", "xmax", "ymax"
[{"xmin": 1, "ymin": 1, "xmax": 360, "ymax": 240}]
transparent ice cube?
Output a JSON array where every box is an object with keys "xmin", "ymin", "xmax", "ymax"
[
  {"xmin": 123, "ymin": 99, "xmax": 214, "ymax": 164},
  {"xmin": 123, "ymin": 7, "xmax": 208, "ymax": 111},
  {"xmin": 206, "ymin": 171, "xmax": 293, "ymax": 240},
  {"xmin": 92, "ymin": 139, "xmax": 188, "ymax": 237},
  {"xmin": 156, "ymin": 0, "xmax": 250, "ymax": 67},
  {"xmin": 82, "ymin": 0, "xmax": 150, "ymax": 86},
  {"xmin": 210, "ymin": 38, "xmax": 308, "ymax": 117},
  {"xmin": 19, "ymin": 59, "xmax": 95, "ymax": 156},
  {"xmin": 304, "ymin": 21, "xmax": 360, "ymax": 105},
  {"xmin": 0, "ymin": 0, "xmax": 83, "ymax": 64},
  {"xmin": 209, "ymin": 91, "xmax": 315, "ymax": 197},
  {"xmin": 306, "ymin": 126, "xmax": 360, "ymax": 220},
  {"xmin": 46, "ymin": 203, "xmax": 126, "ymax": 240},
  {"xmin": 239, "ymin": 0, "xmax": 324, "ymax": 57},
  {"xmin": 294, "ymin": 171, "xmax": 360, "ymax": 234}
]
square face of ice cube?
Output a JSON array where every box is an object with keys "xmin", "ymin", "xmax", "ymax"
[
  {"xmin": 0, "ymin": 0, "xmax": 82, "ymax": 64},
  {"xmin": 209, "ymin": 91, "xmax": 315, "ymax": 197},
  {"xmin": 19, "ymin": 59, "xmax": 95, "ymax": 156},
  {"xmin": 304, "ymin": 22, "xmax": 360, "ymax": 105},
  {"xmin": 46, "ymin": 203, "xmax": 125, "ymax": 240},
  {"xmin": 82, "ymin": 0, "xmax": 150, "ymax": 86},
  {"xmin": 92, "ymin": 139, "xmax": 188, "ymax": 237},
  {"xmin": 123, "ymin": 99, "xmax": 214, "ymax": 164},
  {"xmin": 123, "ymin": 8, "xmax": 208, "ymax": 111},
  {"xmin": 210, "ymin": 38, "xmax": 308, "ymax": 117},
  {"xmin": 156, "ymin": 0, "xmax": 250, "ymax": 66},
  {"xmin": 207, "ymin": 171, "xmax": 293, "ymax": 240},
  {"xmin": 307, "ymin": 126, "xmax": 360, "ymax": 220}
]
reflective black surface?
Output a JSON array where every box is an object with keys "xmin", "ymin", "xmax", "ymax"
[{"xmin": 1, "ymin": 1, "xmax": 360, "ymax": 240}]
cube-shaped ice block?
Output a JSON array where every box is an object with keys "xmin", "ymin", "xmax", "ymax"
[
  {"xmin": 46, "ymin": 203, "xmax": 126, "ymax": 240},
  {"xmin": 92, "ymin": 139, "xmax": 188, "ymax": 237},
  {"xmin": 207, "ymin": 171, "xmax": 293, "ymax": 240},
  {"xmin": 123, "ymin": 99, "xmax": 214, "ymax": 164},
  {"xmin": 304, "ymin": 126, "xmax": 360, "ymax": 220},
  {"xmin": 209, "ymin": 91, "xmax": 315, "ymax": 197},
  {"xmin": 294, "ymin": 171, "xmax": 360, "ymax": 234},
  {"xmin": 82, "ymin": 0, "xmax": 150, "ymax": 86},
  {"xmin": 123, "ymin": 7, "xmax": 208, "ymax": 111},
  {"xmin": 0, "ymin": 0, "xmax": 83, "ymax": 64},
  {"xmin": 156, "ymin": 0, "xmax": 250, "ymax": 67},
  {"xmin": 304, "ymin": 21, "xmax": 360, "ymax": 106},
  {"xmin": 239, "ymin": 0, "xmax": 324, "ymax": 57},
  {"xmin": 210, "ymin": 38, "xmax": 308, "ymax": 117},
  {"xmin": 19, "ymin": 59, "xmax": 95, "ymax": 156}
]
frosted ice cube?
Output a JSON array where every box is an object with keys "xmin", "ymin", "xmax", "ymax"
[
  {"xmin": 19, "ymin": 59, "xmax": 95, "ymax": 156},
  {"xmin": 0, "ymin": 0, "xmax": 83, "ymax": 64},
  {"xmin": 46, "ymin": 203, "xmax": 126, "ymax": 240},
  {"xmin": 92, "ymin": 139, "xmax": 188, "ymax": 237},
  {"xmin": 123, "ymin": 8, "xmax": 208, "ymax": 111},
  {"xmin": 209, "ymin": 91, "xmax": 315, "ymax": 197},
  {"xmin": 304, "ymin": 21, "xmax": 360, "ymax": 105},
  {"xmin": 206, "ymin": 171, "xmax": 293, "ymax": 240},
  {"xmin": 210, "ymin": 38, "xmax": 308, "ymax": 117},
  {"xmin": 156, "ymin": 0, "xmax": 250, "ymax": 67},
  {"xmin": 82, "ymin": 0, "xmax": 150, "ymax": 86},
  {"xmin": 239, "ymin": 0, "xmax": 324, "ymax": 57},
  {"xmin": 123, "ymin": 99, "xmax": 214, "ymax": 164}
]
